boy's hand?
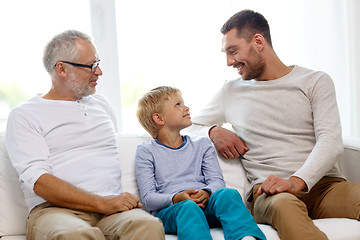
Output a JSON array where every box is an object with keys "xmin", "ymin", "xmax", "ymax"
[
  {"xmin": 172, "ymin": 189, "xmax": 210, "ymax": 208},
  {"xmin": 190, "ymin": 189, "xmax": 210, "ymax": 208},
  {"xmin": 172, "ymin": 189, "xmax": 198, "ymax": 204}
]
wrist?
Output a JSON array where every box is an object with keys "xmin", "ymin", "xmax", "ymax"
[
  {"xmin": 202, "ymin": 189, "xmax": 211, "ymax": 197},
  {"xmin": 289, "ymin": 176, "xmax": 307, "ymax": 192},
  {"xmin": 208, "ymin": 125, "xmax": 218, "ymax": 139},
  {"xmin": 172, "ymin": 193, "xmax": 180, "ymax": 204},
  {"xmin": 93, "ymin": 196, "xmax": 106, "ymax": 214}
]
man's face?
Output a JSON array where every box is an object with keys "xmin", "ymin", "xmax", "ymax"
[
  {"xmin": 64, "ymin": 39, "xmax": 102, "ymax": 99},
  {"xmin": 222, "ymin": 28, "xmax": 265, "ymax": 80}
]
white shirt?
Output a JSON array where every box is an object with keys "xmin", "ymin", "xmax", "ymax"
[{"xmin": 6, "ymin": 94, "xmax": 123, "ymax": 211}]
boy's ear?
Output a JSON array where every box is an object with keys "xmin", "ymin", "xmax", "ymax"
[{"xmin": 153, "ymin": 113, "xmax": 165, "ymax": 126}]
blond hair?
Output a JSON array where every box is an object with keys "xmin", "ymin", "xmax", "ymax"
[{"xmin": 137, "ymin": 86, "xmax": 181, "ymax": 139}]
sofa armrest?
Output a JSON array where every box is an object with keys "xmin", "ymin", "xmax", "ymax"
[{"xmin": 341, "ymin": 136, "xmax": 360, "ymax": 182}]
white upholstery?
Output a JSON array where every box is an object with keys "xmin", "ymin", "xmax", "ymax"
[{"xmin": 1, "ymin": 131, "xmax": 359, "ymax": 239}]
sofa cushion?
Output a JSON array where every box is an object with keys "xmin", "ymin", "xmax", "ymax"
[
  {"xmin": 0, "ymin": 132, "xmax": 28, "ymax": 236},
  {"xmin": 342, "ymin": 136, "xmax": 360, "ymax": 182},
  {"xmin": 118, "ymin": 133, "xmax": 151, "ymax": 198}
]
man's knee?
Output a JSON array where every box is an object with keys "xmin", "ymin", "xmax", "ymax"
[
  {"xmin": 52, "ymin": 227, "xmax": 105, "ymax": 240},
  {"xmin": 115, "ymin": 211, "xmax": 164, "ymax": 240},
  {"xmin": 130, "ymin": 213, "xmax": 164, "ymax": 229},
  {"xmin": 254, "ymin": 192, "xmax": 306, "ymax": 223}
]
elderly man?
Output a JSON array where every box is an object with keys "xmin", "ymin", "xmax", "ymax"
[{"xmin": 5, "ymin": 30, "xmax": 164, "ymax": 240}]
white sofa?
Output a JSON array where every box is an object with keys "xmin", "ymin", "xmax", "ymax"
[{"xmin": 0, "ymin": 131, "xmax": 359, "ymax": 240}]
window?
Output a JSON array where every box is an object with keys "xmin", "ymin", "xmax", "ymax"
[
  {"xmin": 1, "ymin": 0, "xmax": 359, "ymax": 138},
  {"xmin": 114, "ymin": 0, "xmax": 358, "ymax": 137},
  {"xmin": 0, "ymin": 0, "xmax": 91, "ymax": 131}
]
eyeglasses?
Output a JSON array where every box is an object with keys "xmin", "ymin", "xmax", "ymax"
[{"xmin": 56, "ymin": 59, "xmax": 101, "ymax": 73}]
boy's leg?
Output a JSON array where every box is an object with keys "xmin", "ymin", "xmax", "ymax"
[
  {"xmin": 155, "ymin": 200, "xmax": 212, "ymax": 240},
  {"xmin": 252, "ymin": 185, "xmax": 328, "ymax": 240},
  {"xmin": 304, "ymin": 177, "xmax": 360, "ymax": 220},
  {"xmin": 26, "ymin": 202, "xmax": 105, "ymax": 240},
  {"xmin": 96, "ymin": 208, "xmax": 164, "ymax": 240},
  {"xmin": 205, "ymin": 188, "xmax": 266, "ymax": 240}
]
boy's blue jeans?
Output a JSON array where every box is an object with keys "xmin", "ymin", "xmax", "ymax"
[{"xmin": 155, "ymin": 188, "xmax": 266, "ymax": 240}]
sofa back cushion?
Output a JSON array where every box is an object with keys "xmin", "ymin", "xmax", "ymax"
[
  {"xmin": 342, "ymin": 136, "xmax": 360, "ymax": 182},
  {"xmin": 0, "ymin": 132, "xmax": 28, "ymax": 236}
]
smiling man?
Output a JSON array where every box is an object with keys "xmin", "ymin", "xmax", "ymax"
[
  {"xmin": 187, "ymin": 10, "xmax": 360, "ymax": 240},
  {"xmin": 5, "ymin": 30, "xmax": 164, "ymax": 240}
]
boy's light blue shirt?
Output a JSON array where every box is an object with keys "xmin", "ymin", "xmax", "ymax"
[{"xmin": 135, "ymin": 135, "xmax": 225, "ymax": 214}]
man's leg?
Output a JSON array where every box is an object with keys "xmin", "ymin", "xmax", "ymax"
[
  {"xmin": 304, "ymin": 177, "xmax": 360, "ymax": 220},
  {"xmin": 205, "ymin": 188, "xmax": 266, "ymax": 240},
  {"xmin": 155, "ymin": 200, "xmax": 212, "ymax": 240},
  {"xmin": 97, "ymin": 208, "xmax": 165, "ymax": 240},
  {"xmin": 252, "ymin": 185, "xmax": 328, "ymax": 240},
  {"xmin": 26, "ymin": 202, "xmax": 105, "ymax": 240}
]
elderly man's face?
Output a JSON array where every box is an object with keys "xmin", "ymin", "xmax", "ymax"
[{"xmin": 64, "ymin": 39, "xmax": 102, "ymax": 99}]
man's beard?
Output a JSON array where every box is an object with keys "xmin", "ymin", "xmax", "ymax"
[
  {"xmin": 241, "ymin": 47, "xmax": 266, "ymax": 80},
  {"xmin": 66, "ymin": 72, "xmax": 95, "ymax": 99}
]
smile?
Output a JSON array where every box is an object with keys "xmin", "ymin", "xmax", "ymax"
[{"xmin": 235, "ymin": 62, "xmax": 245, "ymax": 74}]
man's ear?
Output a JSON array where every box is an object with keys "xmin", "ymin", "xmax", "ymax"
[
  {"xmin": 54, "ymin": 62, "xmax": 67, "ymax": 78},
  {"xmin": 153, "ymin": 113, "xmax": 165, "ymax": 126},
  {"xmin": 253, "ymin": 33, "xmax": 265, "ymax": 51}
]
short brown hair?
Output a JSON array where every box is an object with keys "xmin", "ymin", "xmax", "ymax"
[
  {"xmin": 221, "ymin": 9, "xmax": 272, "ymax": 47},
  {"xmin": 137, "ymin": 86, "xmax": 181, "ymax": 139}
]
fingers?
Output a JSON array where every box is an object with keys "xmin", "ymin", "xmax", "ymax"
[
  {"xmin": 210, "ymin": 127, "xmax": 248, "ymax": 159},
  {"xmin": 173, "ymin": 190, "xmax": 196, "ymax": 204},
  {"xmin": 258, "ymin": 175, "xmax": 292, "ymax": 195},
  {"xmin": 121, "ymin": 193, "xmax": 139, "ymax": 209},
  {"xmin": 221, "ymin": 144, "xmax": 248, "ymax": 159},
  {"xmin": 184, "ymin": 189, "xmax": 198, "ymax": 196},
  {"xmin": 115, "ymin": 192, "xmax": 141, "ymax": 212},
  {"xmin": 191, "ymin": 190, "xmax": 210, "ymax": 209}
]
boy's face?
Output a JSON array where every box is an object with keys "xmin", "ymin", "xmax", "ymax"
[{"xmin": 161, "ymin": 93, "xmax": 192, "ymax": 131}]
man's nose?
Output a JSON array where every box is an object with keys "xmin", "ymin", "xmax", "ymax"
[
  {"xmin": 226, "ymin": 56, "xmax": 236, "ymax": 67},
  {"xmin": 94, "ymin": 66, "xmax": 103, "ymax": 75}
]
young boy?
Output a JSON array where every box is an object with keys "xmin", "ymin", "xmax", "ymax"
[{"xmin": 135, "ymin": 86, "xmax": 266, "ymax": 240}]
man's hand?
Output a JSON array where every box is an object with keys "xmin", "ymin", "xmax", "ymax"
[
  {"xmin": 209, "ymin": 126, "xmax": 248, "ymax": 159},
  {"xmin": 257, "ymin": 175, "xmax": 307, "ymax": 196},
  {"xmin": 34, "ymin": 174, "xmax": 142, "ymax": 215},
  {"xmin": 100, "ymin": 192, "xmax": 143, "ymax": 215}
]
